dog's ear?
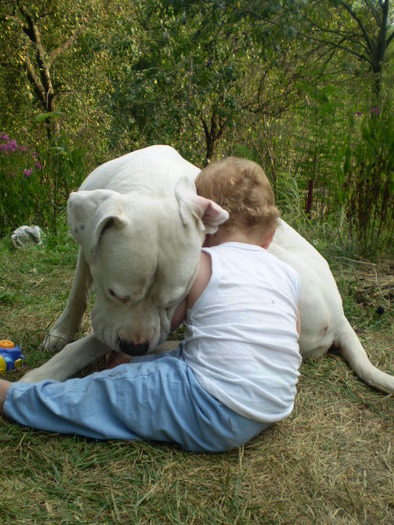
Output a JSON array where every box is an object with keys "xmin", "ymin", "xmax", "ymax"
[
  {"xmin": 175, "ymin": 177, "xmax": 229, "ymax": 234},
  {"xmin": 67, "ymin": 190, "xmax": 128, "ymax": 254}
]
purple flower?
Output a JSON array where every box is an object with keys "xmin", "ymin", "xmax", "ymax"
[
  {"xmin": 356, "ymin": 111, "xmax": 362, "ymax": 117},
  {"xmin": 24, "ymin": 168, "xmax": 33, "ymax": 177},
  {"xmin": 35, "ymin": 162, "xmax": 42, "ymax": 170},
  {"xmin": 371, "ymin": 106, "xmax": 380, "ymax": 115},
  {"xmin": 0, "ymin": 141, "xmax": 16, "ymax": 153},
  {"xmin": 6, "ymin": 140, "xmax": 18, "ymax": 152},
  {"xmin": 19, "ymin": 146, "xmax": 27, "ymax": 152},
  {"xmin": 0, "ymin": 133, "xmax": 10, "ymax": 141}
]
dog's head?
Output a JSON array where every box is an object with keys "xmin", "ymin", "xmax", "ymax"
[{"xmin": 67, "ymin": 177, "xmax": 228, "ymax": 355}]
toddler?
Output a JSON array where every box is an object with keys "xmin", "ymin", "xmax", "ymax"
[{"xmin": 0, "ymin": 157, "xmax": 301, "ymax": 452}]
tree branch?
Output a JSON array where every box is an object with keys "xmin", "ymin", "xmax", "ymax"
[
  {"xmin": 336, "ymin": 1, "xmax": 375, "ymax": 57},
  {"xmin": 364, "ymin": 0, "xmax": 382, "ymax": 25},
  {"xmin": 17, "ymin": 3, "xmax": 56, "ymax": 111},
  {"xmin": 24, "ymin": 54, "xmax": 46, "ymax": 105}
]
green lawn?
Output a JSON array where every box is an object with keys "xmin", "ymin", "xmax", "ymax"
[{"xmin": 0, "ymin": 235, "xmax": 393, "ymax": 524}]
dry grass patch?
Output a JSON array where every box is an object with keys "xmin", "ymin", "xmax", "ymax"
[{"xmin": 0, "ymin": 238, "xmax": 393, "ymax": 524}]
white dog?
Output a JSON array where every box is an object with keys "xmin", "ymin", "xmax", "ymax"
[{"xmin": 22, "ymin": 146, "xmax": 394, "ymax": 394}]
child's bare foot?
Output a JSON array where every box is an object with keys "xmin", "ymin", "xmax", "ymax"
[{"xmin": 0, "ymin": 379, "xmax": 12, "ymax": 414}]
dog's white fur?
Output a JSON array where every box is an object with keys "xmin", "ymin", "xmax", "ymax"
[{"xmin": 22, "ymin": 146, "xmax": 394, "ymax": 394}]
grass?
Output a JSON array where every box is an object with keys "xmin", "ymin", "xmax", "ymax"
[{"xmin": 0, "ymin": 230, "xmax": 393, "ymax": 525}]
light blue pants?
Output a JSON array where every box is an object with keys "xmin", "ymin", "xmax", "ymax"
[{"xmin": 4, "ymin": 349, "xmax": 269, "ymax": 452}]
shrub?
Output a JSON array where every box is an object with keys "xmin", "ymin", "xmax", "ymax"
[
  {"xmin": 0, "ymin": 131, "xmax": 85, "ymax": 236},
  {"xmin": 339, "ymin": 106, "xmax": 393, "ymax": 256},
  {"xmin": 0, "ymin": 132, "xmax": 43, "ymax": 233}
]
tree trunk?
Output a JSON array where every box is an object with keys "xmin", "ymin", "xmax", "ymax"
[
  {"xmin": 18, "ymin": 3, "xmax": 60, "ymax": 139},
  {"xmin": 201, "ymin": 112, "xmax": 224, "ymax": 165}
]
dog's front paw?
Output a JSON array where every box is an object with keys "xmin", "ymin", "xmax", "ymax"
[{"xmin": 43, "ymin": 331, "xmax": 74, "ymax": 353}]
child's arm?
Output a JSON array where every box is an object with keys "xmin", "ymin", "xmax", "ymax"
[
  {"xmin": 171, "ymin": 251, "xmax": 212, "ymax": 331},
  {"xmin": 170, "ymin": 299, "xmax": 187, "ymax": 332}
]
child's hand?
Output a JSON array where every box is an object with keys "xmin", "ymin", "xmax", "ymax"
[
  {"xmin": 105, "ymin": 351, "xmax": 130, "ymax": 369},
  {"xmin": 0, "ymin": 379, "xmax": 12, "ymax": 414}
]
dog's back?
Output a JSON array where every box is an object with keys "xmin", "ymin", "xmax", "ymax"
[{"xmin": 80, "ymin": 145, "xmax": 200, "ymax": 195}]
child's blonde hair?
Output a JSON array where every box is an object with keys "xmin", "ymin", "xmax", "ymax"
[{"xmin": 195, "ymin": 157, "xmax": 279, "ymax": 233}]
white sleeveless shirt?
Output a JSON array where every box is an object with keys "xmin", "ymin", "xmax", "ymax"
[{"xmin": 183, "ymin": 242, "xmax": 302, "ymax": 423}]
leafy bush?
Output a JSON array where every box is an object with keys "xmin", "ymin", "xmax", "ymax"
[
  {"xmin": 0, "ymin": 131, "xmax": 85, "ymax": 236},
  {"xmin": 339, "ymin": 105, "xmax": 393, "ymax": 256},
  {"xmin": 0, "ymin": 132, "xmax": 43, "ymax": 233}
]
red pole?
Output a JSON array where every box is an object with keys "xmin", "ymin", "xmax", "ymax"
[{"xmin": 306, "ymin": 179, "xmax": 313, "ymax": 217}]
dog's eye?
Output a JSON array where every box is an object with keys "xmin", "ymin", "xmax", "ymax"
[{"xmin": 109, "ymin": 289, "xmax": 130, "ymax": 304}]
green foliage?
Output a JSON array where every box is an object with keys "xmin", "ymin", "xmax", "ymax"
[
  {"xmin": 38, "ymin": 133, "xmax": 86, "ymax": 233},
  {"xmin": 0, "ymin": 0, "xmax": 392, "ymax": 254},
  {"xmin": 0, "ymin": 131, "xmax": 43, "ymax": 232},
  {"xmin": 0, "ymin": 130, "xmax": 85, "ymax": 235},
  {"xmin": 340, "ymin": 106, "xmax": 393, "ymax": 255}
]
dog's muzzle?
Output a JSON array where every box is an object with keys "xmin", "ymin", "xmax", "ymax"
[{"xmin": 118, "ymin": 339, "xmax": 150, "ymax": 356}]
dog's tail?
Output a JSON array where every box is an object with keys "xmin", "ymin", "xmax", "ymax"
[{"xmin": 335, "ymin": 317, "xmax": 394, "ymax": 394}]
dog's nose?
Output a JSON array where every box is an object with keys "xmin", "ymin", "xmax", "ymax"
[{"xmin": 118, "ymin": 339, "xmax": 150, "ymax": 356}]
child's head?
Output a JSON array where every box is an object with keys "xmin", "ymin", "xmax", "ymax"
[{"xmin": 195, "ymin": 157, "xmax": 279, "ymax": 237}]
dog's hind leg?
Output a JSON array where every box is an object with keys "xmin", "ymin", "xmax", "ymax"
[{"xmin": 43, "ymin": 250, "xmax": 93, "ymax": 352}]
